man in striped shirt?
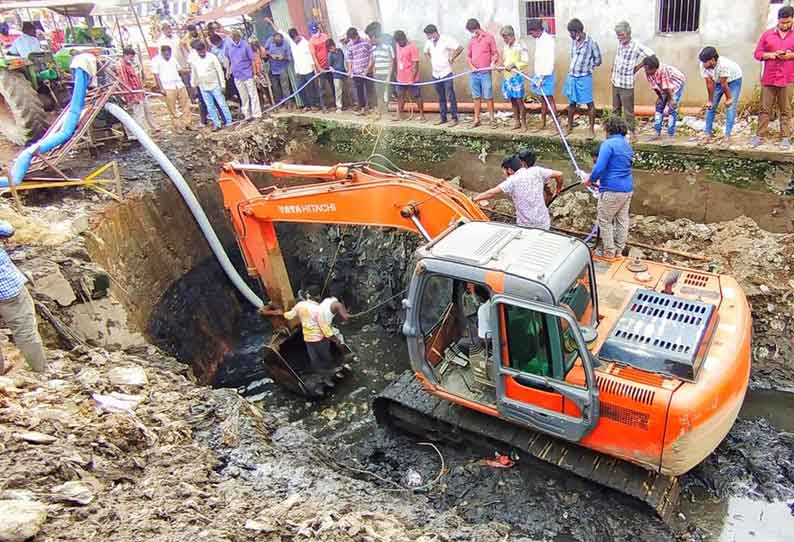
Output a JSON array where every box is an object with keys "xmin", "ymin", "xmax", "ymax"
[
  {"xmin": 368, "ymin": 28, "xmax": 395, "ymax": 119},
  {"xmin": 611, "ymin": 21, "xmax": 653, "ymax": 140},
  {"xmin": 345, "ymin": 28, "xmax": 372, "ymax": 114},
  {"xmin": 643, "ymin": 55, "xmax": 686, "ymax": 139},
  {"xmin": 565, "ymin": 18, "xmax": 602, "ymax": 138}
]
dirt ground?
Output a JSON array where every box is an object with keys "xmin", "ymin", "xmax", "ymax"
[{"xmin": 0, "ymin": 112, "xmax": 793, "ymax": 541}]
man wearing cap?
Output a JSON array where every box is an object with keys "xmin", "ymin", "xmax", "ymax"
[{"xmin": 309, "ymin": 21, "xmax": 335, "ymax": 110}]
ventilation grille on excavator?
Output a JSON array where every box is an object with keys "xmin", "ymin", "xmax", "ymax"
[
  {"xmin": 598, "ymin": 290, "xmax": 716, "ymax": 381},
  {"xmin": 596, "ymin": 375, "xmax": 656, "ymax": 405}
]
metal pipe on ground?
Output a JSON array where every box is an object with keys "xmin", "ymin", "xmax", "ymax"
[{"xmin": 552, "ymin": 225, "xmax": 710, "ymax": 261}]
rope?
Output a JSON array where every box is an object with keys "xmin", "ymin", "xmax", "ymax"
[
  {"xmin": 262, "ymin": 66, "xmax": 497, "ymax": 116},
  {"xmin": 348, "ymin": 288, "xmax": 409, "ymax": 320},
  {"xmin": 320, "ymin": 227, "xmax": 347, "ymax": 298}
]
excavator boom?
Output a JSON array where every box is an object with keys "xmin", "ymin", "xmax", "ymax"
[{"xmin": 219, "ymin": 162, "xmax": 487, "ymax": 312}]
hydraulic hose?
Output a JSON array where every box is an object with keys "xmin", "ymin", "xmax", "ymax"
[{"xmin": 103, "ymin": 102, "xmax": 265, "ymax": 309}]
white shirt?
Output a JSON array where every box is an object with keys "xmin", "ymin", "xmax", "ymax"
[
  {"xmin": 157, "ymin": 35, "xmax": 186, "ymax": 69},
  {"xmin": 699, "ymin": 56, "xmax": 742, "ymax": 83},
  {"xmin": 477, "ymin": 300, "xmax": 493, "ymax": 340},
  {"xmin": 190, "ymin": 52, "xmax": 225, "ymax": 91},
  {"xmin": 282, "ymin": 31, "xmax": 315, "ymax": 75},
  {"xmin": 152, "ymin": 55, "xmax": 185, "ymax": 90},
  {"xmin": 533, "ymin": 31, "xmax": 555, "ymax": 76},
  {"xmin": 424, "ymin": 34, "xmax": 461, "ymax": 78},
  {"xmin": 319, "ymin": 297, "xmax": 338, "ymax": 326},
  {"xmin": 498, "ymin": 167, "xmax": 554, "ymax": 230}
]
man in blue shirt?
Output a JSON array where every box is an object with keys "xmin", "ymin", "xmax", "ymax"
[
  {"xmin": 0, "ymin": 220, "xmax": 46, "ymax": 372},
  {"xmin": 7, "ymin": 22, "xmax": 41, "ymax": 59},
  {"xmin": 264, "ymin": 31, "xmax": 293, "ymax": 110},
  {"xmin": 585, "ymin": 115, "xmax": 634, "ymax": 259}
]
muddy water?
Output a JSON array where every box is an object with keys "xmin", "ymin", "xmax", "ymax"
[{"xmin": 306, "ymin": 147, "xmax": 794, "ymax": 233}]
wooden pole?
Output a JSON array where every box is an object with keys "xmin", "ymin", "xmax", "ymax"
[
  {"xmin": 551, "ymin": 226, "xmax": 711, "ymax": 262},
  {"xmin": 128, "ymin": 0, "xmax": 153, "ymax": 59},
  {"xmin": 114, "ymin": 16, "xmax": 125, "ymax": 49}
]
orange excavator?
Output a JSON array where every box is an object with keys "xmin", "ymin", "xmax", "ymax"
[{"xmin": 218, "ymin": 161, "xmax": 751, "ymax": 520}]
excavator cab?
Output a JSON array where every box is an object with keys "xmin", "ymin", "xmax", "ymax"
[{"xmin": 403, "ymin": 221, "xmax": 601, "ymax": 443}]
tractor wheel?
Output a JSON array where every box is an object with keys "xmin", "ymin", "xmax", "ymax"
[{"xmin": 0, "ymin": 70, "xmax": 48, "ymax": 146}]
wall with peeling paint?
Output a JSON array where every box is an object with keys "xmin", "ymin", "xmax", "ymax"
[{"xmin": 323, "ymin": 0, "xmax": 774, "ymax": 107}]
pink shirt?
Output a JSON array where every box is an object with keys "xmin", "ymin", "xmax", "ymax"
[
  {"xmin": 396, "ymin": 42, "xmax": 420, "ymax": 83},
  {"xmin": 754, "ymin": 27, "xmax": 794, "ymax": 87},
  {"xmin": 467, "ymin": 30, "xmax": 498, "ymax": 69}
]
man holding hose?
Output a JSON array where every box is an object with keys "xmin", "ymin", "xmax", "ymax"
[{"xmin": 584, "ymin": 116, "xmax": 635, "ymax": 260}]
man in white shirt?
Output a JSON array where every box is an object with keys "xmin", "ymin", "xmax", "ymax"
[
  {"xmin": 528, "ymin": 18, "xmax": 558, "ymax": 129},
  {"xmin": 157, "ymin": 23, "xmax": 187, "ymax": 71},
  {"xmin": 473, "ymin": 153, "xmax": 563, "ymax": 230},
  {"xmin": 698, "ymin": 46, "xmax": 743, "ymax": 142},
  {"xmin": 7, "ymin": 22, "xmax": 40, "ymax": 59},
  {"xmin": 190, "ymin": 41, "xmax": 232, "ymax": 130},
  {"xmin": 152, "ymin": 45, "xmax": 193, "ymax": 131},
  {"xmin": 319, "ymin": 296, "xmax": 350, "ymax": 343},
  {"xmin": 424, "ymin": 24, "xmax": 463, "ymax": 127},
  {"xmin": 265, "ymin": 18, "xmax": 324, "ymax": 111}
]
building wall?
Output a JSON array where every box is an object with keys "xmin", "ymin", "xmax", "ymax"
[{"xmin": 326, "ymin": 0, "xmax": 774, "ymax": 107}]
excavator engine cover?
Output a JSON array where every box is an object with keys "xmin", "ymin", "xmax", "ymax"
[
  {"xmin": 263, "ymin": 329, "xmax": 355, "ymax": 399},
  {"xmin": 598, "ymin": 290, "xmax": 716, "ymax": 381}
]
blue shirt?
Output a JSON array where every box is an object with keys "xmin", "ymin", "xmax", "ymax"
[
  {"xmin": 0, "ymin": 220, "xmax": 26, "ymax": 301},
  {"xmin": 264, "ymin": 37, "xmax": 292, "ymax": 75},
  {"xmin": 225, "ymin": 39, "xmax": 254, "ymax": 80},
  {"xmin": 7, "ymin": 33, "xmax": 41, "ymax": 59},
  {"xmin": 590, "ymin": 134, "xmax": 634, "ymax": 193}
]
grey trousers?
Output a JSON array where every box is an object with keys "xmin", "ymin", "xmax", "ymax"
[
  {"xmin": 0, "ymin": 286, "xmax": 46, "ymax": 372},
  {"xmin": 597, "ymin": 191, "xmax": 633, "ymax": 257},
  {"xmin": 612, "ymin": 86, "xmax": 636, "ymax": 133}
]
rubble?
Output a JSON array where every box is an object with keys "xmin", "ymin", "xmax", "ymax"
[{"xmin": 0, "ymin": 500, "xmax": 47, "ymax": 542}]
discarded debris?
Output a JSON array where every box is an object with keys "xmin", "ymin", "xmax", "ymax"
[
  {"xmin": 403, "ymin": 468, "xmax": 423, "ymax": 488},
  {"xmin": 50, "ymin": 482, "xmax": 94, "ymax": 506},
  {"xmin": 14, "ymin": 431, "xmax": 57, "ymax": 445},
  {"xmin": 107, "ymin": 366, "xmax": 148, "ymax": 387},
  {"xmin": 484, "ymin": 454, "xmax": 516, "ymax": 469},
  {"xmin": 0, "ymin": 500, "xmax": 47, "ymax": 542},
  {"xmin": 91, "ymin": 392, "xmax": 145, "ymax": 413}
]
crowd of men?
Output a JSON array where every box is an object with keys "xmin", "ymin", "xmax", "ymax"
[{"xmin": 123, "ymin": 7, "xmax": 794, "ymax": 149}]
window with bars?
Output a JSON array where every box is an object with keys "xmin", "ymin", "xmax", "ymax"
[
  {"xmin": 658, "ymin": 0, "xmax": 701, "ymax": 33},
  {"xmin": 524, "ymin": 1, "xmax": 556, "ymax": 35}
]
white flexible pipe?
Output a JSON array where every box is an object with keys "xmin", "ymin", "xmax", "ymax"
[{"xmin": 104, "ymin": 102, "xmax": 265, "ymax": 309}]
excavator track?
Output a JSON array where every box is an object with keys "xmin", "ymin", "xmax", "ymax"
[{"xmin": 374, "ymin": 371, "xmax": 680, "ymax": 522}]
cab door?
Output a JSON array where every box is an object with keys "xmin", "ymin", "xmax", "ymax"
[{"xmin": 491, "ymin": 295, "xmax": 600, "ymax": 442}]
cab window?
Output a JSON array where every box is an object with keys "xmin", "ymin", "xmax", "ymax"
[
  {"xmin": 502, "ymin": 303, "xmax": 585, "ymax": 386},
  {"xmin": 503, "ymin": 304, "xmax": 553, "ymax": 377},
  {"xmin": 419, "ymin": 275, "xmax": 453, "ymax": 336}
]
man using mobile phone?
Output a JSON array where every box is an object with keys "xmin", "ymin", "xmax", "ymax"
[{"xmin": 752, "ymin": 5, "xmax": 794, "ymax": 149}]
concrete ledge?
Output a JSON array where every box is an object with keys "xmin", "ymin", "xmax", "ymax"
[{"xmin": 276, "ymin": 111, "xmax": 794, "ymax": 196}]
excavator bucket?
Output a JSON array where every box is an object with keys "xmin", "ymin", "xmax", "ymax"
[{"xmin": 263, "ymin": 329, "xmax": 355, "ymax": 399}]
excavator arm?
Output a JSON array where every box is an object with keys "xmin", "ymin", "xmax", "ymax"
[{"xmin": 218, "ymin": 162, "xmax": 488, "ymax": 317}]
